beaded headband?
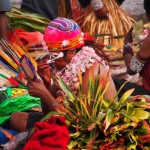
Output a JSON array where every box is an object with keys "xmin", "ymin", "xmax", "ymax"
[{"xmin": 44, "ymin": 17, "xmax": 93, "ymax": 51}]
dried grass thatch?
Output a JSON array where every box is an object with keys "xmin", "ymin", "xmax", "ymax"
[{"xmin": 81, "ymin": 0, "xmax": 136, "ymax": 48}]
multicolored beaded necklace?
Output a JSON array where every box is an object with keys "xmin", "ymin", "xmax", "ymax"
[{"xmin": 56, "ymin": 46, "xmax": 109, "ymax": 95}]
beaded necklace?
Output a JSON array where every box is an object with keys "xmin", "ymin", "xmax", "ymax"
[{"xmin": 56, "ymin": 46, "xmax": 109, "ymax": 95}]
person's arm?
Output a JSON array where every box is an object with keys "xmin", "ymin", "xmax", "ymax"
[
  {"xmin": 123, "ymin": 28, "xmax": 136, "ymax": 75},
  {"xmin": 0, "ymin": 12, "xmax": 8, "ymax": 39},
  {"xmin": 0, "ymin": 0, "xmax": 11, "ymax": 40},
  {"xmin": 82, "ymin": 63, "xmax": 117, "ymax": 100},
  {"xmin": 22, "ymin": 58, "xmax": 60, "ymax": 115},
  {"xmin": 27, "ymin": 79, "xmax": 63, "ymax": 115},
  {"xmin": 123, "ymin": 42, "xmax": 135, "ymax": 75},
  {"xmin": 90, "ymin": 0, "xmax": 108, "ymax": 19},
  {"xmin": 78, "ymin": 0, "xmax": 108, "ymax": 19},
  {"xmin": 123, "ymin": 28, "xmax": 150, "ymax": 75}
]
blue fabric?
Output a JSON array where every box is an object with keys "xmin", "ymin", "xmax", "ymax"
[
  {"xmin": 0, "ymin": 0, "xmax": 11, "ymax": 12},
  {"xmin": 0, "ymin": 127, "xmax": 18, "ymax": 145}
]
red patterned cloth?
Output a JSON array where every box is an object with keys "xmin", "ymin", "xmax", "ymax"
[
  {"xmin": 23, "ymin": 116, "xmax": 70, "ymax": 150},
  {"xmin": 71, "ymin": 0, "xmax": 92, "ymax": 25}
]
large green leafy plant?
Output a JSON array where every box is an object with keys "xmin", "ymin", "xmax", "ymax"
[
  {"xmin": 57, "ymin": 71, "xmax": 150, "ymax": 150},
  {"xmin": 6, "ymin": 7, "xmax": 50, "ymax": 33}
]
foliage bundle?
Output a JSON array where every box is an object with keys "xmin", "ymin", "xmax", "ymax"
[
  {"xmin": 56, "ymin": 71, "xmax": 150, "ymax": 149},
  {"xmin": 6, "ymin": 7, "xmax": 50, "ymax": 33}
]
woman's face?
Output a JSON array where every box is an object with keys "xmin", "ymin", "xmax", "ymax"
[{"xmin": 55, "ymin": 49, "xmax": 77, "ymax": 70}]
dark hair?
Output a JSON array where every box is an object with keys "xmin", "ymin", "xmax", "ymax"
[
  {"xmin": 63, "ymin": 41, "xmax": 109, "ymax": 64},
  {"xmin": 144, "ymin": 0, "xmax": 150, "ymax": 14},
  {"xmin": 84, "ymin": 40, "xmax": 109, "ymax": 63}
]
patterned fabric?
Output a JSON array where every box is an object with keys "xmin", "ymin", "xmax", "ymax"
[
  {"xmin": 71, "ymin": 0, "xmax": 92, "ymax": 25},
  {"xmin": 44, "ymin": 17, "xmax": 85, "ymax": 51},
  {"xmin": 47, "ymin": 17, "xmax": 79, "ymax": 32}
]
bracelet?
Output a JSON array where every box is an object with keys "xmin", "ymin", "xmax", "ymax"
[
  {"xmin": 130, "ymin": 55, "xmax": 144, "ymax": 73},
  {"xmin": 91, "ymin": 0, "xmax": 104, "ymax": 10},
  {"xmin": 123, "ymin": 42, "xmax": 132, "ymax": 48}
]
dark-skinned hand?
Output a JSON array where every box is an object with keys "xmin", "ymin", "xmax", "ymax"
[
  {"xmin": 37, "ymin": 59, "xmax": 51, "ymax": 85},
  {"xmin": 27, "ymin": 78, "xmax": 50, "ymax": 99},
  {"xmin": 124, "ymin": 27, "xmax": 133, "ymax": 44}
]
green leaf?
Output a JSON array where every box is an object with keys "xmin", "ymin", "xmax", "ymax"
[
  {"xmin": 120, "ymin": 110, "xmax": 138, "ymax": 122},
  {"xmin": 132, "ymin": 20, "xmax": 144, "ymax": 42},
  {"xmin": 80, "ymin": 100, "xmax": 91, "ymax": 118},
  {"xmin": 70, "ymin": 132, "xmax": 81, "ymax": 138},
  {"xmin": 134, "ymin": 108, "xmax": 149, "ymax": 120},
  {"xmin": 90, "ymin": 128, "xmax": 97, "ymax": 140},
  {"xmin": 118, "ymin": 88, "xmax": 134, "ymax": 110},
  {"xmin": 57, "ymin": 76, "xmax": 76, "ymax": 102},
  {"xmin": 104, "ymin": 109, "xmax": 114, "ymax": 132},
  {"xmin": 67, "ymin": 140, "xmax": 78, "ymax": 149},
  {"xmin": 87, "ymin": 70, "xmax": 94, "ymax": 104},
  {"xmin": 97, "ymin": 112, "xmax": 105, "ymax": 124},
  {"xmin": 124, "ymin": 103, "xmax": 135, "ymax": 122}
]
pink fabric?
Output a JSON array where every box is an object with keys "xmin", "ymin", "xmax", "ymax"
[{"xmin": 44, "ymin": 28, "xmax": 81, "ymax": 43}]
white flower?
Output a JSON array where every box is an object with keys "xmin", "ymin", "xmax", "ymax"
[
  {"xmin": 62, "ymin": 40, "xmax": 69, "ymax": 47},
  {"xmin": 79, "ymin": 37, "xmax": 84, "ymax": 44},
  {"xmin": 89, "ymin": 58, "xmax": 95, "ymax": 63},
  {"xmin": 81, "ymin": 32, "xmax": 84, "ymax": 37}
]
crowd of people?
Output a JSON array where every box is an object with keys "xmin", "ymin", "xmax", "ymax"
[{"xmin": 0, "ymin": 0, "xmax": 150, "ymax": 149}]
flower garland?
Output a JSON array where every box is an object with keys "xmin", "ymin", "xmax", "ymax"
[{"xmin": 57, "ymin": 46, "xmax": 109, "ymax": 94}]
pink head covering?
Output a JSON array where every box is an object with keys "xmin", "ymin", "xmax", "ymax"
[{"xmin": 44, "ymin": 17, "xmax": 85, "ymax": 51}]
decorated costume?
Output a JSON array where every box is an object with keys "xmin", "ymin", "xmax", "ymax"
[
  {"xmin": 129, "ymin": 23, "xmax": 150, "ymax": 91},
  {"xmin": 44, "ymin": 17, "xmax": 109, "ymax": 96},
  {"xmin": 23, "ymin": 17, "xmax": 150, "ymax": 150},
  {"xmin": 59, "ymin": 0, "xmax": 135, "ymax": 48}
]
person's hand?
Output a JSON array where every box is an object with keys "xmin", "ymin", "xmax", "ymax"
[
  {"xmin": 12, "ymin": 76, "xmax": 27, "ymax": 86},
  {"xmin": 37, "ymin": 59, "xmax": 51, "ymax": 85},
  {"xmin": 94, "ymin": 5, "xmax": 108, "ymax": 20},
  {"xmin": 124, "ymin": 27, "xmax": 133, "ymax": 44},
  {"xmin": 27, "ymin": 79, "xmax": 50, "ymax": 99}
]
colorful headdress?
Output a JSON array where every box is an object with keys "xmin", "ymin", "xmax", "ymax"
[{"xmin": 44, "ymin": 17, "xmax": 86, "ymax": 51}]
